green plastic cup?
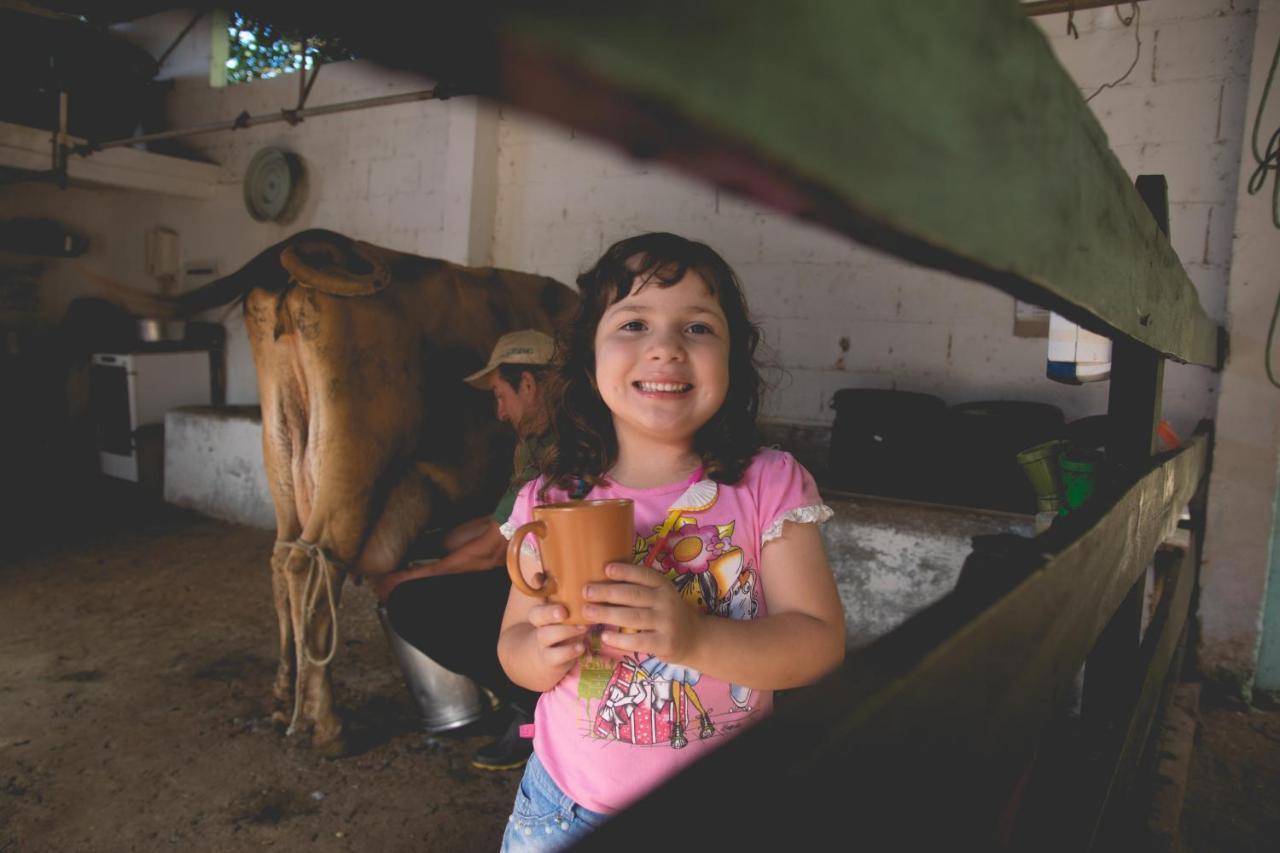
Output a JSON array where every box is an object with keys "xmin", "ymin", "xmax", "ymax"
[
  {"xmin": 1059, "ymin": 450, "xmax": 1100, "ymax": 511},
  {"xmin": 1016, "ymin": 439, "xmax": 1066, "ymax": 513}
]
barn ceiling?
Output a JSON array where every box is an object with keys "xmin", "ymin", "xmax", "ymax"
[{"xmin": 0, "ymin": 1, "xmax": 179, "ymax": 25}]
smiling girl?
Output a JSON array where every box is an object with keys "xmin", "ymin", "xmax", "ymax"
[{"xmin": 496, "ymin": 233, "xmax": 845, "ymax": 851}]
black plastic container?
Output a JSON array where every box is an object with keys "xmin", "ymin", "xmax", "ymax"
[
  {"xmin": 828, "ymin": 389, "xmax": 947, "ymax": 501},
  {"xmin": 945, "ymin": 400, "xmax": 1065, "ymax": 513},
  {"xmin": 0, "ymin": 9, "xmax": 160, "ymax": 142},
  {"xmin": 1063, "ymin": 414, "xmax": 1109, "ymax": 453}
]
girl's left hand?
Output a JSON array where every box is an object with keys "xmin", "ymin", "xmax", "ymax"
[{"xmin": 582, "ymin": 562, "xmax": 703, "ymax": 662}]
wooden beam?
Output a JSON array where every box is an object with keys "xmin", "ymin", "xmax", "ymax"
[
  {"xmin": 494, "ymin": 1, "xmax": 1221, "ymax": 366},
  {"xmin": 247, "ymin": 0, "xmax": 1223, "ymax": 366},
  {"xmin": 1089, "ymin": 541, "xmax": 1196, "ymax": 848},
  {"xmin": 1007, "ymin": 541, "xmax": 1196, "ymax": 851},
  {"xmin": 577, "ymin": 435, "xmax": 1209, "ymax": 849}
]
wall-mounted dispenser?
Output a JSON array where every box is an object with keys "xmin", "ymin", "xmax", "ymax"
[
  {"xmin": 1046, "ymin": 312, "xmax": 1111, "ymax": 384},
  {"xmin": 145, "ymin": 226, "xmax": 180, "ymax": 294}
]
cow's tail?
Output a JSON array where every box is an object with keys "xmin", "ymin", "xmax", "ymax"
[{"xmin": 177, "ymin": 229, "xmax": 349, "ymax": 315}]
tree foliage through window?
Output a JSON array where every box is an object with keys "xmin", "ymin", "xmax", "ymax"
[{"xmin": 225, "ymin": 11, "xmax": 353, "ymax": 85}]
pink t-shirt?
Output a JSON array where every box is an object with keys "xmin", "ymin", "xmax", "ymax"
[{"xmin": 501, "ymin": 448, "xmax": 832, "ymax": 814}]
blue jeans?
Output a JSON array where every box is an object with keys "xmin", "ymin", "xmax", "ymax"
[{"xmin": 500, "ymin": 753, "xmax": 609, "ymax": 852}]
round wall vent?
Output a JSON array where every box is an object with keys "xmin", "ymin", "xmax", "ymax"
[{"xmin": 243, "ymin": 147, "xmax": 305, "ymax": 222}]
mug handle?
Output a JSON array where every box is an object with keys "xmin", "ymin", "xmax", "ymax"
[{"xmin": 507, "ymin": 520, "xmax": 550, "ymax": 598}]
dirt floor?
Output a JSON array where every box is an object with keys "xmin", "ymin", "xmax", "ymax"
[
  {"xmin": 1182, "ymin": 696, "xmax": 1280, "ymax": 853},
  {"xmin": 2, "ymin": 477, "xmax": 1278, "ymax": 852},
  {"xmin": 1, "ymin": 480, "xmax": 519, "ymax": 853}
]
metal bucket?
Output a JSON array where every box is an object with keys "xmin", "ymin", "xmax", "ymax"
[
  {"xmin": 136, "ymin": 317, "xmax": 187, "ymax": 342},
  {"xmin": 377, "ymin": 606, "xmax": 490, "ymax": 733}
]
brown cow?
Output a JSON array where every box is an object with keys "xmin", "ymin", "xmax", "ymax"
[{"xmin": 182, "ymin": 230, "xmax": 576, "ymax": 752}]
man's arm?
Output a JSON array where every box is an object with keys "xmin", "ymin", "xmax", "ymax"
[
  {"xmin": 369, "ymin": 522, "xmax": 509, "ymax": 602},
  {"xmin": 428, "ymin": 521, "xmax": 508, "ymax": 575},
  {"xmin": 442, "ymin": 515, "xmax": 497, "ymax": 551}
]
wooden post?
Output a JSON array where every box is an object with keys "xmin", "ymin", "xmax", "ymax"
[
  {"xmin": 1080, "ymin": 174, "xmax": 1169, "ymax": 828},
  {"xmin": 1107, "ymin": 175, "xmax": 1169, "ymax": 467}
]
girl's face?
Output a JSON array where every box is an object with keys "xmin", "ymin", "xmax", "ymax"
[{"xmin": 593, "ymin": 268, "xmax": 730, "ymax": 455}]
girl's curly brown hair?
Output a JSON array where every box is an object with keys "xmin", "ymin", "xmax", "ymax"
[{"xmin": 540, "ymin": 233, "xmax": 762, "ymax": 496}]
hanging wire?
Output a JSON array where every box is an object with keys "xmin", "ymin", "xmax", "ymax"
[
  {"xmin": 1247, "ymin": 35, "xmax": 1280, "ymax": 229},
  {"xmin": 1266, "ymin": 286, "xmax": 1280, "ymax": 390},
  {"xmin": 1249, "ymin": 34, "xmax": 1280, "ymax": 387},
  {"xmin": 1086, "ymin": 3, "xmax": 1141, "ymax": 103}
]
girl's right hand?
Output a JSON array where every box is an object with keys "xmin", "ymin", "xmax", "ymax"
[{"xmin": 527, "ymin": 603, "xmax": 590, "ymax": 670}]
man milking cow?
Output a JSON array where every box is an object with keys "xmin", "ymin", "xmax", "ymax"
[{"xmin": 369, "ymin": 329, "xmax": 554, "ymax": 770}]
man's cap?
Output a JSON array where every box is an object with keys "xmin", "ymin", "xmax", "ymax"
[{"xmin": 464, "ymin": 329, "xmax": 555, "ymax": 388}]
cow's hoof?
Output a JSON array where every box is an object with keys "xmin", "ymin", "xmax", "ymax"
[
  {"xmin": 313, "ymin": 730, "xmax": 349, "ymax": 758},
  {"xmin": 284, "ymin": 714, "xmax": 314, "ymax": 738}
]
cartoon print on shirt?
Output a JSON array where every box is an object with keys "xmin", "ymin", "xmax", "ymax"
[
  {"xmin": 717, "ymin": 560, "xmax": 758, "ymax": 710},
  {"xmin": 589, "ymin": 479, "xmax": 760, "ymax": 747},
  {"xmin": 638, "ymin": 656, "xmax": 715, "ymax": 747}
]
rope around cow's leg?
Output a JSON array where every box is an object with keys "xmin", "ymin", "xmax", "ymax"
[{"xmin": 276, "ymin": 538, "xmax": 345, "ymax": 735}]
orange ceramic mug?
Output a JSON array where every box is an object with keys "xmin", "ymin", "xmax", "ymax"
[{"xmin": 506, "ymin": 499, "xmax": 635, "ymax": 625}]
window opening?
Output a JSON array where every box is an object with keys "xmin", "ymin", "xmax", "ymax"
[{"xmin": 224, "ymin": 11, "xmax": 353, "ymax": 86}]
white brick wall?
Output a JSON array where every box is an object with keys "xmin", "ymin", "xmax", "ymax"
[
  {"xmin": 1199, "ymin": 0, "xmax": 1280, "ymax": 690},
  {"xmin": 0, "ymin": 21, "xmax": 482, "ymax": 406}
]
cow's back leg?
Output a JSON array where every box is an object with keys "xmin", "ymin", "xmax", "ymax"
[
  {"xmin": 281, "ymin": 286, "xmax": 422, "ymax": 752},
  {"xmin": 244, "ymin": 286, "xmax": 354, "ymax": 752},
  {"xmin": 269, "ymin": 545, "xmax": 294, "ymax": 720},
  {"xmin": 292, "ymin": 567, "xmax": 346, "ymax": 753},
  {"xmin": 265, "ymin": 424, "xmax": 301, "ymax": 724},
  {"xmin": 246, "ymin": 289, "xmax": 306, "ymax": 726}
]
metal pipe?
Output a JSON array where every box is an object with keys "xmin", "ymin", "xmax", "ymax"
[
  {"xmin": 80, "ymin": 87, "xmax": 441, "ymax": 153},
  {"xmin": 1022, "ymin": 0, "xmax": 1146, "ymax": 15},
  {"xmin": 54, "ymin": 90, "xmax": 68, "ymax": 188},
  {"xmin": 297, "ymin": 39, "xmax": 307, "ymax": 107},
  {"xmin": 300, "ymin": 59, "xmax": 323, "ymax": 111}
]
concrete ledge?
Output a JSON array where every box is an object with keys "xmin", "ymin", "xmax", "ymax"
[
  {"xmin": 164, "ymin": 405, "xmax": 274, "ymax": 530},
  {"xmin": 820, "ymin": 491, "xmax": 1033, "ymax": 649},
  {"xmin": 158, "ymin": 404, "xmax": 1034, "ymax": 650}
]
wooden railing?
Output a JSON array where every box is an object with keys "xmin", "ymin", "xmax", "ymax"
[{"xmin": 576, "ymin": 434, "xmax": 1209, "ymax": 849}]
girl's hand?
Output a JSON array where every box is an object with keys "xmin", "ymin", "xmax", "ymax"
[
  {"xmin": 527, "ymin": 603, "xmax": 591, "ymax": 670},
  {"xmin": 583, "ymin": 562, "xmax": 702, "ymax": 662}
]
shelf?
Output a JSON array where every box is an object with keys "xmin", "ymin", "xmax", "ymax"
[{"xmin": 0, "ymin": 121, "xmax": 220, "ymax": 200}]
